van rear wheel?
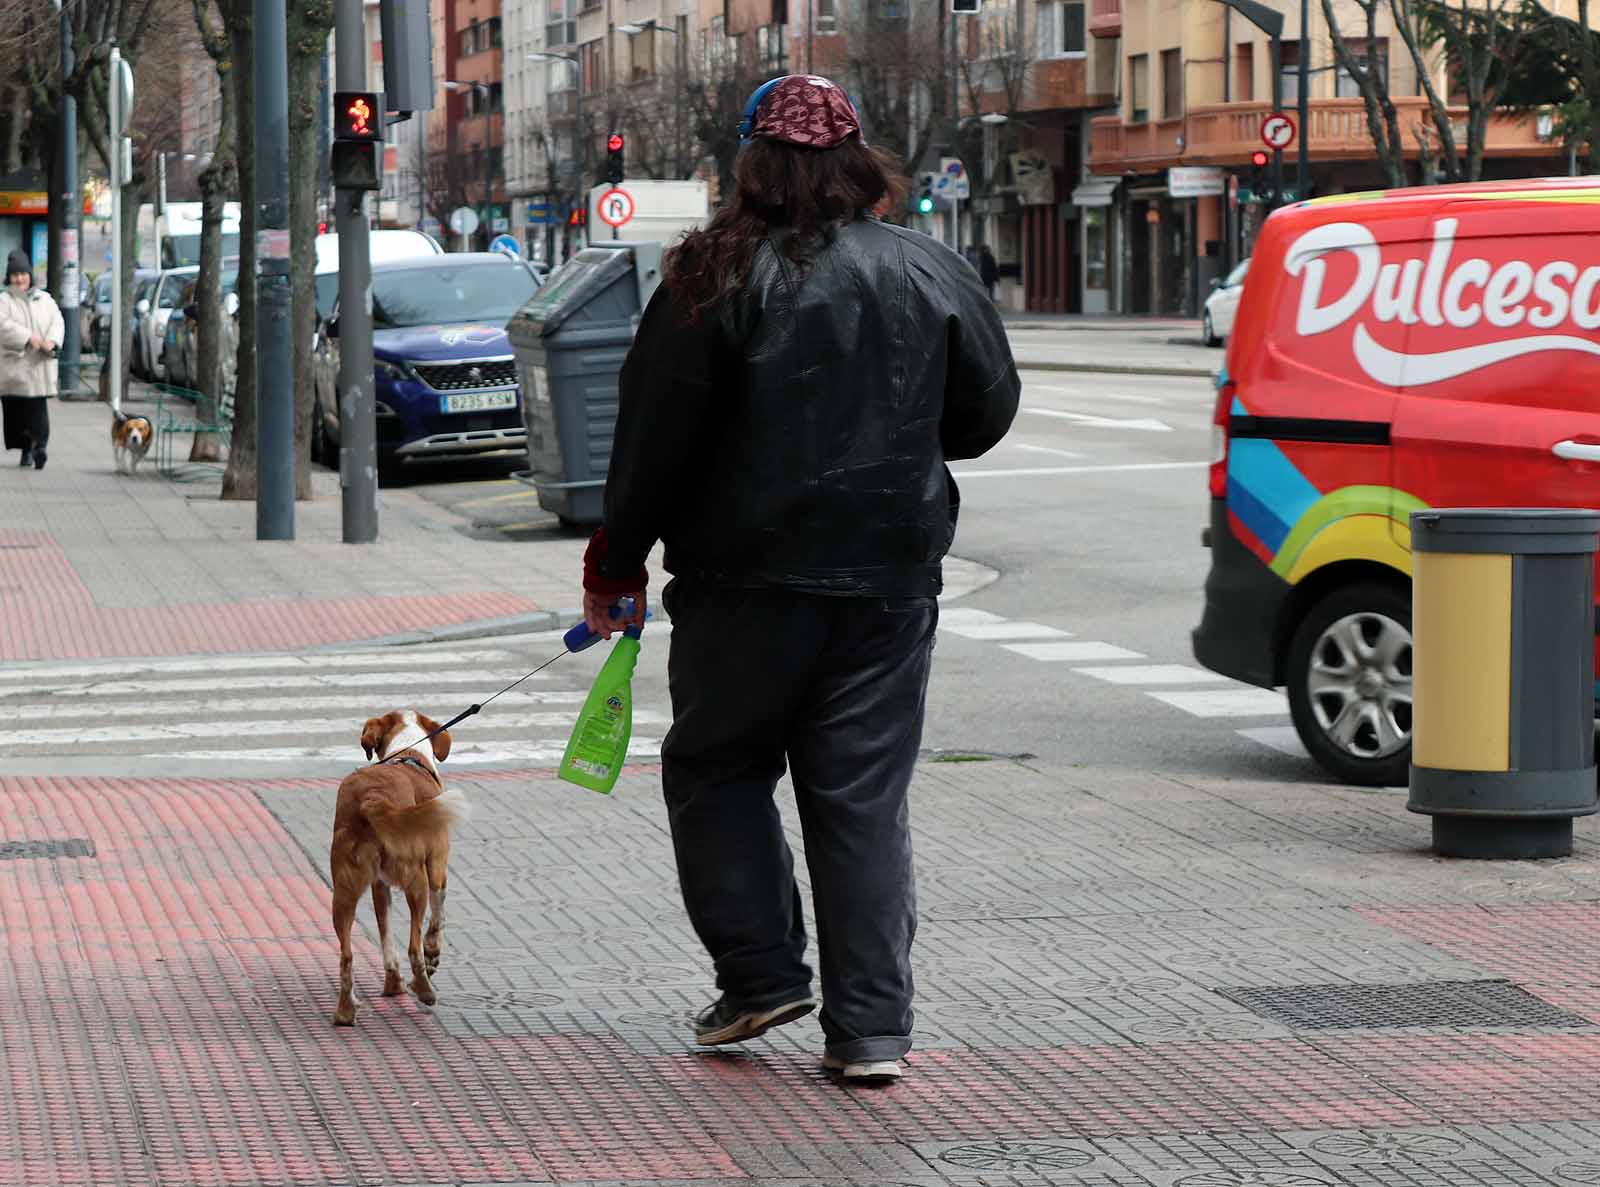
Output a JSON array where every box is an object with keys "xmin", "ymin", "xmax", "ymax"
[{"xmin": 1286, "ymin": 581, "xmax": 1413, "ymax": 787}]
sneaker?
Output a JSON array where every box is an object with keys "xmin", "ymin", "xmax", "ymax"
[
  {"xmin": 822, "ymin": 1054, "xmax": 904, "ymax": 1084},
  {"xmin": 693, "ymin": 995, "xmax": 816, "ymax": 1046}
]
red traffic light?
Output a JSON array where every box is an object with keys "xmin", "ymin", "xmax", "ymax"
[
  {"xmin": 334, "ymin": 91, "xmax": 384, "ymax": 142},
  {"xmin": 607, "ymin": 133, "xmax": 624, "ymax": 153},
  {"xmin": 1250, "ymin": 150, "xmax": 1269, "ymax": 167}
]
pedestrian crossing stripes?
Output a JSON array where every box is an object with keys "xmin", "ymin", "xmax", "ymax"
[
  {"xmin": 0, "ymin": 633, "xmax": 665, "ymax": 771},
  {"xmin": 938, "ymin": 609, "xmax": 1307, "ymax": 763}
]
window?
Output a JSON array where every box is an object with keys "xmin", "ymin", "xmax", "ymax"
[
  {"xmin": 630, "ymin": 27, "xmax": 656, "ymax": 80},
  {"xmin": 1129, "ymin": 53, "xmax": 1148, "ymax": 122},
  {"xmin": 816, "ymin": 0, "xmax": 838, "ymax": 32},
  {"xmin": 580, "ymin": 39, "xmax": 604, "ymax": 93},
  {"xmin": 487, "ymin": 16, "xmax": 502, "ymax": 47},
  {"xmin": 458, "ymin": 25, "xmax": 477, "ymax": 55},
  {"xmin": 1277, "ymin": 40, "xmax": 1300, "ymax": 103},
  {"xmin": 1161, "ymin": 48, "xmax": 1182, "ymax": 119},
  {"xmin": 1336, "ymin": 38, "xmax": 1388, "ymax": 97},
  {"xmin": 1235, "ymin": 41, "xmax": 1253, "ymax": 100},
  {"xmin": 758, "ymin": 23, "xmax": 786, "ymax": 68},
  {"xmin": 1036, "ymin": 1, "xmax": 1086, "ymax": 57}
]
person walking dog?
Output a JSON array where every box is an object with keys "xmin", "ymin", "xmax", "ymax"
[
  {"xmin": 580, "ymin": 75, "xmax": 1019, "ymax": 1085},
  {"xmin": 0, "ymin": 250, "xmax": 65, "ymax": 470}
]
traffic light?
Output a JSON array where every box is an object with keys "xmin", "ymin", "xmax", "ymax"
[
  {"xmin": 606, "ymin": 132, "xmax": 625, "ymax": 186},
  {"xmin": 334, "ymin": 91, "xmax": 384, "ymax": 142},
  {"xmin": 1248, "ymin": 149, "xmax": 1269, "ymax": 204},
  {"xmin": 914, "ymin": 173, "xmax": 936, "ymax": 215},
  {"xmin": 568, "ymin": 206, "xmax": 587, "ymax": 228}
]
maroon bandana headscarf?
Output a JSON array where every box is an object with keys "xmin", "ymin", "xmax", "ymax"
[{"xmin": 748, "ymin": 75, "xmax": 862, "ymax": 149}]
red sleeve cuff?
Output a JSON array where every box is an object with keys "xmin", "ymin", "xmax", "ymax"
[{"xmin": 583, "ymin": 527, "xmax": 649, "ymax": 596}]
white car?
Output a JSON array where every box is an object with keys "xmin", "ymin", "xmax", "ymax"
[
  {"xmin": 136, "ymin": 265, "xmax": 198, "ymax": 381},
  {"xmin": 1203, "ymin": 258, "xmax": 1249, "ymax": 347}
]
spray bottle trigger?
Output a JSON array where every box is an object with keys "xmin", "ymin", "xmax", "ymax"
[{"xmin": 564, "ymin": 597, "xmax": 649, "ymax": 652}]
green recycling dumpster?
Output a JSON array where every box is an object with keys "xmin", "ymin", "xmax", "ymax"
[
  {"xmin": 1408, "ymin": 507, "xmax": 1600, "ymax": 859},
  {"xmin": 507, "ymin": 241, "xmax": 663, "ymax": 528}
]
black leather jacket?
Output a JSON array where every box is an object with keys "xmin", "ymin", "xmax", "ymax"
[{"xmin": 598, "ymin": 217, "xmax": 1020, "ymax": 597}]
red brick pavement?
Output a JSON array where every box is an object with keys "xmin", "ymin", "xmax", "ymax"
[
  {"xmin": 9, "ymin": 772, "xmax": 1600, "ymax": 1185},
  {"xmin": 0, "ymin": 530, "xmax": 538, "ymax": 660}
]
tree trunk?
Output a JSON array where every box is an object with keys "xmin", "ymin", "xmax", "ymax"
[
  {"xmin": 221, "ymin": 0, "xmax": 257, "ymax": 500},
  {"xmin": 103, "ymin": 165, "xmax": 148, "ymax": 407},
  {"xmin": 191, "ymin": 99, "xmax": 234, "ymax": 461},
  {"xmin": 288, "ymin": 0, "xmax": 334, "ymax": 501}
]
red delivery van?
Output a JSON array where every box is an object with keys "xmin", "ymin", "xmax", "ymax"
[{"xmin": 1194, "ymin": 177, "xmax": 1600, "ymax": 786}]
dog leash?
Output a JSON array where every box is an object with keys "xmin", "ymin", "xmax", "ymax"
[{"xmin": 375, "ymin": 599, "xmax": 645, "ymax": 766}]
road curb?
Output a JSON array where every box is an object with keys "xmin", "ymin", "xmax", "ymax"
[{"xmin": 1014, "ymin": 359, "xmax": 1217, "ymax": 378}]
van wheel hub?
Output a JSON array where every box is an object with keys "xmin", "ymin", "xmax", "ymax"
[{"xmin": 1305, "ymin": 611, "xmax": 1413, "ymax": 760}]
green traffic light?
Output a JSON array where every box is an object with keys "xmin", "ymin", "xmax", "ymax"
[{"xmin": 916, "ymin": 196, "xmax": 934, "ymax": 214}]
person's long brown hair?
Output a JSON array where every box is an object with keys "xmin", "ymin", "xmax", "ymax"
[{"xmin": 663, "ymin": 137, "xmax": 907, "ymax": 321}]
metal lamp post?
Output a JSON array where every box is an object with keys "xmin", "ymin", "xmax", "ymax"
[
  {"xmin": 529, "ymin": 52, "xmax": 583, "ymax": 257},
  {"xmin": 617, "ymin": 20, "xmax": 685, "ymax": 178},
  {"xmin": 443, "ymin": 79, "xmax": 494, "ymax": 248}
]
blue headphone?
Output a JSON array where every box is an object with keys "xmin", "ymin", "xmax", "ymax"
[{"xmin": 737, "ymin": 75, "xmax": 791, "ymax": 146}]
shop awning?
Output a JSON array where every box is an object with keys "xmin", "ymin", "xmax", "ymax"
[{"xmin": 1070, "ymin": 177, "xmax": 1120, "ymax": 208}]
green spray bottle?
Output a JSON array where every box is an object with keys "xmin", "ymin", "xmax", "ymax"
[{"xmin": 558, "ymin": 612, "xmax": 643, "ymax": 795}]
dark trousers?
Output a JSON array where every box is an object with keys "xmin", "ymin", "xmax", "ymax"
[
  {"xmin": 1, "ymin": 395, "xmax": 48, "ymax": 455},
  {"xmin": 660, "ymin": 580, "xmax": 936, "ymax": 1063}
]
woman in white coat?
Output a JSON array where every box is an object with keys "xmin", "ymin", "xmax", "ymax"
[{"xmin": 1, "ymin": 250, "xmax": 66, "ymax": 470}]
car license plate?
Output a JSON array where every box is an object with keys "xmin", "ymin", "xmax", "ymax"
[{"xmin": 441, "ymin": 390, "xmax": 518, "ymax": 414}]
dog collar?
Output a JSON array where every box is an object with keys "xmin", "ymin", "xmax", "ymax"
[{"xmin": 390, "ymin": 753, "xmax": 441, "ymax": 785}]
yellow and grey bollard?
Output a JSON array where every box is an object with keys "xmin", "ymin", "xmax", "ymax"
[{"xmin": 1409, "ymin": 508, "xmax": 1600, "ymax": 859}]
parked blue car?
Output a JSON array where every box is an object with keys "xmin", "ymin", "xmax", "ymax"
[{"xmin": 316, "ymin": 253, "xmax": 540, "ymax": 478}]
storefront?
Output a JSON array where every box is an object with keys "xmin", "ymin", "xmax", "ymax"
[
  {"xmin": 0, "ymin": 171, "xmax": 49, "ymax": 277},
  {"xmin": 1069, "ymin": 176, "xmax": 1119, "ymax": 315}
]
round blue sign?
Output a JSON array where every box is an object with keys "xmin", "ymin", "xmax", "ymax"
[{"xmin": 489, "ymin": 233, "xmax": 521, "ymax": 258}]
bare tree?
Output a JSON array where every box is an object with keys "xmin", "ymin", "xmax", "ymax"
[
  {"xmin": 955, "ymin": 1, "xmax": 1034, "ymax": 238},
  {"xmin": 220, "ymin": 0, "xmax": 255, "ymax": 499},
  {"xmin": 1320, "ymin": 0, "xmax": 1407, "ymax": 186},
  {"xmin": 288, "ymin": 0, "xmax": 335, "ymax": 499},
  {"xmin": 190, "ymin": 0, "xmax": 236, "ymax": 462},
  {"xmin": 841, "ymin": 5, "xmax": 946, "ymax": 176}
]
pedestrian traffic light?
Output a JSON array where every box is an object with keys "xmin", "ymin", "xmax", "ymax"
[
  {"xmin": 915, "ymin": 173, "xmax": 936, "ymax": 215},
  {"xmin": 334, "ymin": 91, "xmax": 385, "ymax": 142},
  {"xmin": 568, "ymin": 206, "xmax": 587, "ymax": 228},
  {"xmin": 606, "ymin": 132, "xmax": 625, "ymax": 186}
]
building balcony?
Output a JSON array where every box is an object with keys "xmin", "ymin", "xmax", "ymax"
[
  {"xmin": 1090, "ymin": 97, "xmax": 1563, "ymax": 174},
  {"xmin": 1089, "ymin": 0, "xmax": 1120, "ymax": 38},
  {"xmin": 1021, "ymin": 57, "xmax": 1099, "ymax": 113}
]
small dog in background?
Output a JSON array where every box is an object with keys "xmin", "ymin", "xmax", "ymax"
[
  {"xmin": 329, "ymin": 709, "xmax": 468, "ymax": 1027},
  {"xmin": 111, "ymin": 411, "xmax": 154, "ymax": 475}
]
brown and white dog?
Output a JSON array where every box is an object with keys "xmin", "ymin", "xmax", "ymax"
[
  {"xmin": 111, "ymin": 411, "xmax": 154, "ymax": 475},
  {"xmin": 330, "ymin": 709, "xmax": 468, "ymax": 1026}
]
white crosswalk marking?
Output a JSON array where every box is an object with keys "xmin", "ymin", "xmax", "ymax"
[
  {"xmin": 1236, "ymin": 726, "xmax": 1310, "ymax": 757},
  {"xmin": 1072, "ymin": 664, "xmax": 1234, "ymax": 686},
  {"xmin": 1145, "ymin": 688, "xmax": 1290, "ymax": 717},
  {"xmin": 1004, "ymin": 641, "xmax": 1145, "ymax": 662},
  {"xmin": 0, "ymin": 638, "xmax": 665, "ymax": 771},
  {"xmin": 940, "ymin": 622, "xmax": 1071, "ymax": 641},
  {"xmin": 939, "ymin": 608, "xmax": 1007, "ymax": 627}
]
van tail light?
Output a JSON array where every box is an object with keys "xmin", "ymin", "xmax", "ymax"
[{"xmin": 1209, "ymin": 367, "xmax": 1234, "ymax": 500}]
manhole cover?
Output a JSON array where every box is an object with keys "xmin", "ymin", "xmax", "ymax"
[
  {"xmin": 940, "ymin": 1140, "xmax": 1094, "ymax": 1170},
  {"xmin": 1054, "ymin": 974, "xmax": 1185, "ymax": 996},
  {"xmin": 1308, "ymin": 1131, "xmax": 1465, "ymax": 1160},
  {"xmin": 1217, "ymin": 979, "xmax": 1591, "ymax": 1030},
  {"xmin": 1124, "ymin": 1015, "xmax": 1276, "ymax": 1041},
  {"xmin": 447, "ymin": 990, "xmax": 564, "ymax": 1010},
  {"xmin": 566, "ymin": 963, "xmax": 702, "ymax": 986},
  {"xmin": 1557, "ymin": 1160, "xmax": 1600, "ymax": 1184},
  {"xmin": 1176, "ymin": 1174, "xmax": 1332, "ymax": 1187},
  {"xmin": 0, "ymin": 838, "xmax": 95, "ymax": 861}
]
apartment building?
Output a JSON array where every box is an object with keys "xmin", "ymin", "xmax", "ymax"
[{"xmin": 1086, "ymin": 0, "xmax": 1581, "ymax": 315}]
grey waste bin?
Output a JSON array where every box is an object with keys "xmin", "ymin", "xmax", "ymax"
[
  {"xmin": 506, "ymin": 241, "xmax": 662, "ymax": 528},
  {"xmin": 1408, "ymin": 508, "xmax": 1600, "ymax": 859}
]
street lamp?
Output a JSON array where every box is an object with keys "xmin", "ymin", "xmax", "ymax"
[
  {"xmin": 443, "ymin": 79, "xmax": 494, "ymax": 248},
  {"xmin": 617, "ymin": 20, "xmax": 686, "ymax": 179},
  {"xmin": 528, "ymin": 51, "xmax": 583, "ymax": 254}
]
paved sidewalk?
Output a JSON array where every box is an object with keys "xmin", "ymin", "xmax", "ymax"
[
  {"xmin": 7, "ymin": 757, "xmax": 1600, "ymax": 1185},
  {"xmin": 1004, "ymin": 320, "xmax": 1218, "ymax": 379},
  {"xmin": 0, "ymin": 388, "xmax": 587, "ymax": 660}
]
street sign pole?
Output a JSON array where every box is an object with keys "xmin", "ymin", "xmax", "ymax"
[
  {"xmin": 254, "ymin": 0, "xmax": 294, "ymax": 540},
  {"xmin": 108, "ymin": 46, "xmax": 126, "ymax": 413},
  {"xmin": 334, "ymin": 0, "xmax": 376, "ymax": 543},
  {"xmin": 56, "ymin": 0, "xmax": 81, "ymax": 400},
  {"xmin": 1269, "ymin": 34, "xmax": 1284, "ymax": 209}
]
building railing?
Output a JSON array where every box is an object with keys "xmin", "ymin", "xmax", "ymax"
[
  {"xmin": 1089, "ymin": 0, "xmax": 1121, "ymax": 38},
  {"xmin": 1089, "ymin": 98, "xmax": 1564, "ymax": 172}
]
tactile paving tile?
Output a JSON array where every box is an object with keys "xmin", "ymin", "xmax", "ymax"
[
  {"xmin": 0, "ymin": 837, "xmax": 95, "ymax": 860},
  {"xmin": 1216, "ymin": 980, "xmax": 1593, "ymax": 1031}
]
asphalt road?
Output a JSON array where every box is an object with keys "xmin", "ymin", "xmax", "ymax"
[{"xmin": 403, "ymin": 333, "xmax": 1335, "ymax": 789}]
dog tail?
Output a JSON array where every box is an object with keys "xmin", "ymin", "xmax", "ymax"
[{"xmin": 358, "ymin": 788, "xmax": 469, "ymax": 861}]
